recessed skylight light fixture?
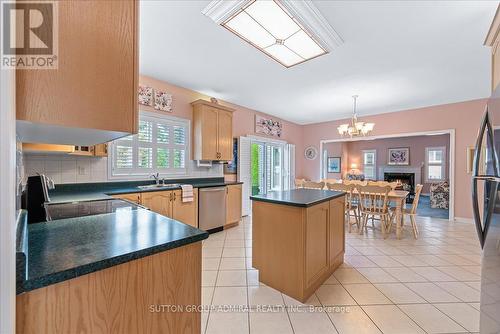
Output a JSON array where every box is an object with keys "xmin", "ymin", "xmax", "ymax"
[{"xmin": 203, "ymin": 0, "xmax": 343, "ymax": 67}]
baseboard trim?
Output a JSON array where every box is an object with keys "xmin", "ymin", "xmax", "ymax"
[{"xmin": 454, "ymin": 217, "xmax": 474, "ymax": 224}]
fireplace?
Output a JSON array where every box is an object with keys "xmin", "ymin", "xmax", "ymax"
[{"xmin": 384, "ymin": 172, "xmax": 415, "ymax": 203}]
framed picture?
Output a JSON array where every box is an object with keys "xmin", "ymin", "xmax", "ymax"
[
  {"xmin": 255, "ymin": 115, "xmax": 282, "ymax": 138},
  {"xmin": 327, "ymin": 157, "xmax": 341, "ymax": 173},
  {"xmin": 388, "ymin": 147, "xmax": 410, "ymax": 165},
  {"xmin": 138, "ymin": 85, "xmax": 153, "ymax": 106},
  {"xmin": 154, "ymin": 90, "xmax": 173, "ymax": 112}
]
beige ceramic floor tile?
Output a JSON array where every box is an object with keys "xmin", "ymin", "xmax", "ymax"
[
  {"xmin": 398, "ymin": 304, "xmax": 466, "ymax": 334},
  {"xmin": 219, "ymin": 257, "xmax": 246, "ymax": 270},
  {"xmin": 343, "ymin": 284, "xmax": 391, "ymax": 305},
  {"xmin": 327, "ymin": 305, "xmax": 382, "ymax": 334},
  {"xmin": 357, "ymin": 267, "xmax": 398, "ymax": 283},
  {"xmin": 216, "ymin": 270, "xmax": 247, "ymax": 287},
  {"xmin": 212, "ymin": 286, "xmax": 248, "ymax": 306},
  {"xmin": 247, "ymin": 269, "xmax": 260, "ymax": 286},
  {"xmin": 202, "ymin": 257, "xmax": 221, "ymax": 271},
  {"xmin": 202, "ymin": 270, "xmax": 218, "ymax": 287},
  {"xmin": 367, "ymin": 255, "xmax": 405, "ymax": 267},
  {"xmin": 435, "ymin": 266, "xmax": 481, "ymax": 281},
  {"xmin": 203, "ymin": 247, "xmax": 223, "ymax": 258},
  {"xmin": 333, "ymin": 268, "xmax": 370, "ymax": 284},
  {"xmin": 206, "ymin": 310, "xmax": 249, "ymax": 334},
  {"xmin": 391, "ymin": 255, "xmax": 428, "ymax": 267},
  {"xmin": 288, "ymin": 308, "xmax": 339, "ymax": 334},
  {"xmin": 384, "ymin": 267, "xmax": 428, "ymax": 283},
  {"xmin": 410, "ymin": 267, "xmax": 456, "ymax": 282},
  {"xmin": 436, "ymin": 281, "xmax": 481, "ymax": 302},
  {"xmin": 362, "ymin": 305, "xmax": 424, "ymax": 334},
  {"xmin": 283, "ymin": 292, "xmax": 322, "ymax": 307},
  {"xmin": 374, "ymin": 283, "xmax": 426, "ymax": 304},
  {"xmin": 405, "ymin": 282, "xmax": 460, "ymax": 303},
  {"xmin": 434, "ymin": 303, "xmax": 480, "ymax": 332},
  {"xmin": 222, "ymin": 247, "xmax": 246, "ymax": 258},
  {"xmin": 248, "ymin": 285, "xmax": 284, "ymax": 307},
  {"xmin": 316, "ymin": 285, "xmax": 357, "ymax": 306},
  {"xmin": 249, "ymin": 311, "xmax": 294, "ymax": 334},
  {"xmin": 202, "ymin": 287, "xmax": 214, "ymax": 306},
  {"xmin": 344, "ymin": 255, "xmax": 378, "ymax": 268}
]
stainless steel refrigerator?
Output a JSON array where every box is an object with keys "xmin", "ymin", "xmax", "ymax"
[{"xmin": 472, "ymin": 86, "xmax": 500, "ymax": 333}]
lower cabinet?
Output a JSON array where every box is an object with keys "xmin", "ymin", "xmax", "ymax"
[
  {"xmin": 305, "ymin": 202, "xmax": 330, "ymax": 287},
  {"xmin": 329, "ymin": 196, "xmax": 345, "ymax": 265},
  {"xmin": 113, "ymin": 189, "xmax": 198, "ymax": 228},
  {"xmin": 141, "ymin": 191, "xmax": 172, "ymax": 217},
  {"xmin": 171, "ymin": 189, "xmax": 198, "ymax": 228},
  {"xmin": 226, "ymin": 184, "xmax": 242, "ymax": 226}
]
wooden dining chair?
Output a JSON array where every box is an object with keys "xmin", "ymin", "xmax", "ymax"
[
  {"xmin": 344, "ymin": 180, "xmax": 367, "ymax": 187},
  {"xmin": 368, "ymin": 180, "xmax": 399, "ymax": 190},
  {"xmin": 295, "ymin": 178, "xmax": 306, "ymax": 188},
  {"xmin": 327, "ymin": 183, "xmax": 360, "ymax": 232},
  {"xmin": 303, "ymin": 181, "xmax": 325, "ymax": 189},
  {"xmin": 388, "ymin": 184, "xmax": 423, "ymax": 239},
  {"xmin": 357, "ymin": 185, "xmax": 392, "ymax": 237}
]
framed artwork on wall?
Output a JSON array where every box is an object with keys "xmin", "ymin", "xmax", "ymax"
[
  {"xmin": 327, "ymin": 157, "xmax": 341, "ymax": 173},
  {"xmin": 154, "ymin": 90, "xmax": 173, "ymax": 112},
  {"xmin": 255, "ymin": 115, "xmax": 282, "ymax": 137},
  {"xmin": 388, "ymin": 147, "xmax": 410, "ymax": 165},
  {"xmin": 138, "ymin": 85, "xmax": 153, "ymax": 106}
]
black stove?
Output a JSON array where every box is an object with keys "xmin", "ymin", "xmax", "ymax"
[{"xmin": 45, "ymin": 199, "xmax": 142, "ymax": 221}]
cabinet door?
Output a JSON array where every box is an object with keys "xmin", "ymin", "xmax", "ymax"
[
  {"xmin": 171, "ymin": 189, "xmax": 198, "ymax": 228},
  {"xmin": 329, "ymin": 197, "xmax": 345, "ymax": 265},
  {"xmin": 217, "ymin": 110, "xmax": 233, "ymax": 161},
  {"xmin": 141, "ymin": 191, "xmax": 172, "ymax": 217},
  {"xmin": 305, "ymin": 202, "xmax": 329, "ymax": 287},
  {"xmin": 112, "ymin": 193, "xmax": 141, "ymax": 205},
  {"xmin": 16, "ymin": 0, "xmax": 138, "ymax": 134},
  {"xmin": 226, "ymin": 185, "xmax": 242, "ymax": 225},
  {"xmin": 201, "ymin": 107, "xmax": 219, "ymax": 160}
]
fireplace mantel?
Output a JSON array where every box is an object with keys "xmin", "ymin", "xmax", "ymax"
[{"xmin": 378, "ymin": 165, "xmax": 422, "ymax": 185}]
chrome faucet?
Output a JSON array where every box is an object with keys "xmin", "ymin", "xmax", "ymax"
[{"xmin": 150, "ymin": 173, "xmax": 160, "ymax": 185}]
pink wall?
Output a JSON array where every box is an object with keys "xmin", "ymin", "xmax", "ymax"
[
  {"xmin": 139, "ymin": 75, "xmax": 304, "ymax": 176},
  {"xmin": 302, "ymin": 99, "xmax": 491, "ymax": 219},
  {"xmin": 325, "ymin": 134, "xmax": 450, "ymax": 193}
]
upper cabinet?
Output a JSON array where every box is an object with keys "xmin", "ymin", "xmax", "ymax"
[
  {"xmin": 486, "ymin": 6, "xmax": 500, "ymax": 92},
  {"xmin": 16, "ymin": 0, "xmax": 139, "ymax": 146},
  {"xmin": 191, "ymin": 100, "xmax": 234, "ymax": 161}
]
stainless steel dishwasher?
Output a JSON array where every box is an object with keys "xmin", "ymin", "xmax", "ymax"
[{"xmin": 199, "ymin": 187, "xmax": 227, "ymax": 231}]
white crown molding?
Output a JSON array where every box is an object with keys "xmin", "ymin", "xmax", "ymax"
[
  {"xmin": 201, "ymin": 0, "xmax": 251, "ymax": 24},
  {"xmin": 279, "ymin": 0, "xmax": 343, "ymax": 51},
  {"xmin": 202, "ymin": 0, "xmax": 343, "ymax": 52}
]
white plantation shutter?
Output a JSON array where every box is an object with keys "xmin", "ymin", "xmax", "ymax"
[
  {"xmin": 111, "ymin": 113, "xmax": 189, "ymax": 177},
  {"xmin": 238, "ymin": 136, "xmax": 251, "ymax": 216},
  {"xmin": 287, "ymin": 144, "xmax": 295, "ymax": 189}
]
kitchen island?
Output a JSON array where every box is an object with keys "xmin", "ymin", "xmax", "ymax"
[
  {"xmin": 250, "ymin": 189, "xmax": 346, "ymax": 302},
  {"xmin": 16, "ymin": 207, "xmax": 208, "ymax": 334}
]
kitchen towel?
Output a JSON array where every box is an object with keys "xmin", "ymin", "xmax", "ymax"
[{"xmin": 181, "ymin": 184, "xmax": 194, "ymax": 203}]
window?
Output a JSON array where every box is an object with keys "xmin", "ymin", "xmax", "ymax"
[
  {"xmin": 362, "ymin": 150, "xmax": 377, "ymax": 180},
  {"xmin": 110, "ymin": 113, "xmax": 189, "ymax": 178},
  {"xmin": 426, "ymin": 147, "xmax": 446, "ymax": 182}
]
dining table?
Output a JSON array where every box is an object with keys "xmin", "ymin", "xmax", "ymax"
[{"xmin": 352, "ymin": 189, "xmax": 409, "ymax": 239}]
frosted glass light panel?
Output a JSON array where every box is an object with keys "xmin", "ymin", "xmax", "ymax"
[{"xmin": 223, "ymin": 0, "xmax": 327, "ymax": 67}]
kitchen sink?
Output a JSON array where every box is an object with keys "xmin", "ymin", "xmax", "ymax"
[{"xmin": 137, "ymin": 183, "xmax": 182, "ymax": 190}]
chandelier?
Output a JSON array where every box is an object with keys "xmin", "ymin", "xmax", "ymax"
[{"xmin": 337, "ymin": 95, "xmax": 375, "ymax": 137}]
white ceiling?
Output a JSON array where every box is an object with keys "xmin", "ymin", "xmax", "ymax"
[{"xmin": 140, "ymin": 0, "xmax": 498, "ymax": 125}]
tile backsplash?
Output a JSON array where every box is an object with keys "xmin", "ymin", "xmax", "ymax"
[{"xmin": 23, "ymin": 153, "xmax": 223, "ymax": 184}]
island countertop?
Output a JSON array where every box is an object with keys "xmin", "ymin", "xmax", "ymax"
[
  {"xmin": 18, "ymin": 209, "xmax": 208, "ymax": 293},
  {"xmin": 250, "ymin": 189, "xmax": 345, "ymax": 207}
]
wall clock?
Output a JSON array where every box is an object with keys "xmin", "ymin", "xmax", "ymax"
[{"xmin": 304, "ymin": 146, "xmax": 318, "ymax": 160}]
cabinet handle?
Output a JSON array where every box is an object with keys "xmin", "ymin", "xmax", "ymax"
[{"xmin": 173, "ymin": 192, "xmax": 177, "ymax": 201}]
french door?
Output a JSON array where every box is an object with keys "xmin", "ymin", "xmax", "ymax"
[{"xmin": 251, "ymin": 140, "xmax": 289, "ymax": 195}]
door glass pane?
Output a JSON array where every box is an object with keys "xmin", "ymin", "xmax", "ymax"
[
  {"xmin": 251, "ymin": 143, "xmax": 265, "ymax": 195},
  {"xmin": 428, "ymin": 165, "xmax": 442, "ymax": 180},
  {"xmin": 157, "ymin": 148, "xmax": 169, "ymax": 168},
  {"xmin": 138, "ymin": 147, "xmax": 152, "ymax": 168},
  {"xmin": 270, "ymin": 146, "xmax": 282, "ymax": 192}
]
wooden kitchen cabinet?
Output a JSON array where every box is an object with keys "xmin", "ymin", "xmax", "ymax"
[
  {"xmin": 141, "ymin": 191, "xmax": 172, "ymax": 218},
  {"xmin": 172, "ymin": 189, "xmax": 198, "ymax": 228},
  {"xmin": 329, "ymin": 197, "xmax": 345, "ymax": 265},
  {"xmin": 226, "ymin": 184, "xmax": 242, "ymax": 226},
  {"xmin": 305, "ymin": 202, "xmax": 329, "ymax": 288},
  {"xmin": 16, "ymin": 0, "xmax": 139, "ymax": 145},
  {"xmin": 112, "ymin": 192, "xmax": 142, "ymax": 205},
  {"xmin": 191, "ymin": 100, "xmax": 234, "ymax": 161}
]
